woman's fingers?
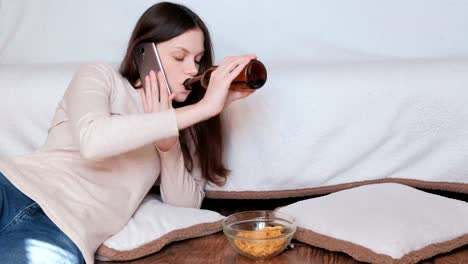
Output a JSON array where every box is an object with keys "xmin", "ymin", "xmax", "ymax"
[
  {"xmin": 226, "ymin": 89, "xmax": 256, "ymax": 106},
  {"xmin": 214, "ymin": 55, "xmax": 257, "ymax": 82},
  {"xmin": 168, "ymin": 93, "xmax": 177, "ymax": 106},
  {"xmin": 140, "ymin": 79, "xmax": 149, "ymax": 112},
  {"xmin": 229, "ymin": 57, "xmax": 252, "ymax": 76},
  {"xmin": 223, "ymin": 56, "xmax": 234, "ymax": 64},
  {"xmin": 140, "ymin": 71, "xmax": 173, "ymax": 113},
  {"xmin": 150, "ymin": 70, "xmax": 159, "ymax": 109},
  {"xmin": 158, "ymin": 71, "xmax": 170, "ymax": 109},
  {"xmin": 145, "ymin": 75, "xmax": 153, "ymax": 111},
  {"xmin": 224, "ymin": 55, "xmax": 253, "ymax": 73},
  {"xmin": 217, "ymin": 56, "xmax": 251, "ymax": 78}
]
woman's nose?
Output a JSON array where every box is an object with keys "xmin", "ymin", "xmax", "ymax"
[{"xmin": 185, "ymin": 62, "xmax": 198, "ymax": 76}]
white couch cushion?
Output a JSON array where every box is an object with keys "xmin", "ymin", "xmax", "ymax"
[
  {"xmin": 0, "ymin": 63, "xmax": 81, "ymax": 157},
  {"xmin": 1, "ymin": 60, "xmax": 468, "ymax": 198},
  {"xmin": 206, "ymin": 59, "xmax": 468, "ymax": 198}
]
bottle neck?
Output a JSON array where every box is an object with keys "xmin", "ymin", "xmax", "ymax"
[
  {"xmin": 183, "ymin": 66, "xmax": 217, "ymax": 90},
  {"xmin": 183, "ymin": 75, "xmax": 204, "ymax": 90}
]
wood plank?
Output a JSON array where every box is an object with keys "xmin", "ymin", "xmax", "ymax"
[{"xmin": 96, "ymin": 232, "xmax": 468, "ymax": 264}]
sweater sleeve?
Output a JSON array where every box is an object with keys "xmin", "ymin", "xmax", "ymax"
[
  {"xmin": 64, "ymin": 62, "xmax": 179, "ymax": 160},
  {"xmin": 157, "ymin": 141, "xmax": 206, "ymax": 208}
]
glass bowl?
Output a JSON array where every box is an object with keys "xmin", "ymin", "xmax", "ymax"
[{"xmin": 223, "ymin": 210, "xmax": 296, "ymax": 260}]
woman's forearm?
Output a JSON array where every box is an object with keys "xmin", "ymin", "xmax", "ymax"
[{"xmin": 174, "ymin": 101, "xmax": 217, "ymax": 130}]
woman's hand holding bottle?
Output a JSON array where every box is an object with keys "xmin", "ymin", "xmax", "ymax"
[{"xmin": 200, "ymin": 54, "xmax": 257, "ymax": 116}]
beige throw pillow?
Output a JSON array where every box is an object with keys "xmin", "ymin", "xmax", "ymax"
[
  {"xmin": 96, "ymin": 194, "xmax": 225, "ymax": 261},
  {"xmin": 277, "ymin": 183, "xmax": 468, "ymax": 264}
]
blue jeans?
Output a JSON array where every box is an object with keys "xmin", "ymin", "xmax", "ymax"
[{"xmin": 0, "ymin": 171, "xmax": 84, "ymax": 264}]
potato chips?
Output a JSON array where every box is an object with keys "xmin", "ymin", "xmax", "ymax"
[{"xmin": 233, "ymin": 226, "xmax": 287, "ymax": 257}]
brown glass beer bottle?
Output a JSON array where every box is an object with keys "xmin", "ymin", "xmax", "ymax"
[{"xmin": 183, "ymin": 59, "xmax": 267, "ymax": 91}]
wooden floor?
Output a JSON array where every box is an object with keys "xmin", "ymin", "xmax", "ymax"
[
  {"xmin": 96, "ymin": 232, "xmax": 468, "ymax": 264},
  {"xmin": 97, "ymin": 189, "xmax": 468, "ymax": 264}
]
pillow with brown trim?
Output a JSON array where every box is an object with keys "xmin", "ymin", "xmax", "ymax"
[
  {"xmin": 95, "ymin": 194, "xmax": 225, "ymax": 261},
  {"xmin": 277, "ymin": 183, "xmax": 468, "ymax": 264}
]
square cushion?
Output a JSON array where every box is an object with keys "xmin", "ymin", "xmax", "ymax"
[
  {"xmin": 96, "ymin": 194, "xmax": 225, "ymax": 261},
  {"xmin": 277, "ymin": 183, "xmax": 468, "ymax": 264}
]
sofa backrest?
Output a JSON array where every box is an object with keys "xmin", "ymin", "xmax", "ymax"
[{"xmin": 1, "ymin": 0, "xmax": 468, "ymax": 65}]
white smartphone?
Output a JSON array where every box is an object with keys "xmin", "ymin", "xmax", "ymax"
[{"xmin": 134, "ymin": 42, "xmax": 172, "ymax": 95}]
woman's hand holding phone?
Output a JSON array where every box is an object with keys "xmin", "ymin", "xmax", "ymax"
[
  {"xmin": 201, "ymin": 54, "xmax": 257, "ymax": 115},
  {"xmin": 140, "ymin": 70, "xmax": 178, "ymax": 152}
]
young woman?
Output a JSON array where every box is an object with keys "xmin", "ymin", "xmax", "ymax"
[{"xmin": 0, "ymin": 2, "xmax": 256, "ymax": 263}]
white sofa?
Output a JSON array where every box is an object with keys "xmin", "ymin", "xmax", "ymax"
[{"xmin": 1, "ymin": 0, "xmax": 468, "ymax": 197}]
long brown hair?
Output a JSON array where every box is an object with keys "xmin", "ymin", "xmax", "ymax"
[{"xmin": 120, "ymin": 2, "xmax": 229, "ymax": 186}]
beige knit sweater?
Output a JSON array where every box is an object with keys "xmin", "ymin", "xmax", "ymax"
[{"xmin": 0, "ymin": 62, "xmax": 206, "ymax": 263}]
